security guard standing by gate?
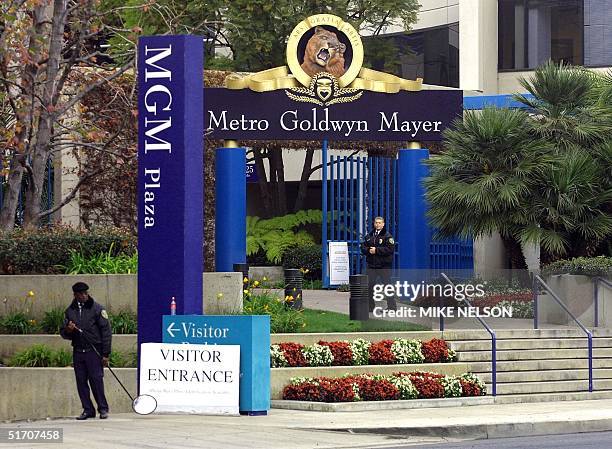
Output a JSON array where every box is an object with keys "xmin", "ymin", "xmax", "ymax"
[
  {"xmin": 361, "ymin": 216, "xmax": 397, "ymax": 311},
  {"xmin": 60, "ymin": 282, "xmax": 112, "ymax": 420}
]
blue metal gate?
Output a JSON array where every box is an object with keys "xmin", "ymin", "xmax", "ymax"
[
  {"xmin": 322, "ymin": 141, "xmax": 399, "ymax": 287},
  {"xmin": 321, "ymin": 140, "xmax": 473, "ymax": 287},
  {"xmin": 430, "ymin": 236, "xmax": 474, "ymax": 270}
]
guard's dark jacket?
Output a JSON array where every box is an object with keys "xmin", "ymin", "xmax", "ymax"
[
  {"xmin": 60, "ymin": 296, "xmax": 112, "ymax": 357},
  {"xmin": 360, "ymin": 226, "xmax": 395, "ymax": 269}
]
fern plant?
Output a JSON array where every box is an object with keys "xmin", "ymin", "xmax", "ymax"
[{"xmin": 247, "ymin": 210, "xmax": 322, "ymax": 264}]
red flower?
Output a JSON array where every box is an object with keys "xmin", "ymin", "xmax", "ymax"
[
  {"xmin": 421, "ymin": 338, "xmax": 450, "ymax": 363},
  {"xmin": 318, "ymin": 340, "xmax": 354, "ymax": 366},
  {"xmin": 405, "ymin": 373, "xmax": 445, "ymax": 398},
  {"xmin": 368, "ymin": 340, "xmax": 396, "ymax": 365},
  {"xmin": 319, "ymin": 378, "xmax": 356, "ymax": 402},
  {"xmin": 460, "ymin": 379, "xmax": 481, "ymax": 397},
  {"xmin": 282, "ymin": 382, "xmax": 323, "ymax": 401},
  {"xmin": 278, "ymin": 342, "xmax": 307, "ymax": 367},
  {"xmin": 358, "ymin": 378, "xmax": 400, "ymax": 401}
]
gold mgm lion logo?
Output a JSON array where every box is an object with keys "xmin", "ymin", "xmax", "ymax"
[{"xmin": 225, "ymin": 14, "xmax": 422, "ymax": 104}]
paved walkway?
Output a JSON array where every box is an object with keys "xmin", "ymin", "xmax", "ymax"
[{"xmin": 5, "ymin": 399, "xmax": 612, "ymax": 448}]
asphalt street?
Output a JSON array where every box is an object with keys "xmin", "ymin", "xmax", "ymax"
[{"xmin": 403, "ymin": 431, "xmax": 612, "ymax": 449}]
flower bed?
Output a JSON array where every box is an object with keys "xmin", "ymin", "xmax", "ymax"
[
  {"xmin": 282, "ymin": 371, "xmax": 486, "ymax": 402},
  {"xmin": 271, "ymin": 338, "xmax": 457, "ymax": 368}
]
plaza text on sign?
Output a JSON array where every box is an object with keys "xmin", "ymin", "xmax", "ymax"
[{"xmin": 205, "ymin": 89, "xmax": 462, "ymax": 142}]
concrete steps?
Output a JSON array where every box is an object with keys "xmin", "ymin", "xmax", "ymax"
[
  {"xmin": 479, "ymin": 368, "xmax": 612, "ymax": 383},
  {"xmin": 450, "ymin": 337, "xmax": 612, "ymax": 351},
  {"xmin": 457, "ymin": 348, "xmax": 612, "ymax": 362},
  {"xmin": 444, "ymin": 330, "xmax": 612, "ymax": 402}
]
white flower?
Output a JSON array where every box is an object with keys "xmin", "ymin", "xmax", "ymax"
[
  {"xmin": 270, "ymin": 344, "xmax": 288, "ymax": 368},
  {"xmin": 441, "ymin": 375, "xmax": 463, "ymax": 397},
  {"xmin": 302, "ymin": 344, "xmax": 334, "ymax": 367},
  {"xmin": 349, "ymin": 339, "xmax": 371, "ymax": 365},
  {"xmin": 290, "ymin": 376, "xmax": 318, "ymax": 386},
  {"xmin": 388, "ymin": 375, "xmax": 419, "ymax": 399},
  {"xmin": 391, "ymin": 338, "xmax": 425, "ymax": 364}
]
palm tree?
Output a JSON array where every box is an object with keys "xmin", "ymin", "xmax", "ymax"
[
  {"xmin": 425, "ymin": 107, "xmax": 551, "ymax": 268},
  {"xmin": 515, "ymin": 61, "xmax": 612, "ymax": 151},
  {"xmin": 514, "ymin": 62, "xmax": 612, "ymax": 259}
]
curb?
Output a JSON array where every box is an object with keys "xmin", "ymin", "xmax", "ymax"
[
  {"xmin": 271, "ymin": 396, "xmax": 493, "ymax": 412},
  {"xmin": 317, "ymin": 418, "xmax": 612, "ymax": 440}
]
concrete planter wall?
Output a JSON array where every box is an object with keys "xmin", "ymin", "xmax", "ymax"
[
  {"xmin": 537, "ymin": 275, "xmax": 612, "ymax": 327},
  {"xmin": 0, "ymin": 362, "xmax": 470, "ymax": 420},
  {"xmin": 0, "ymin": 272, "xmax": 242, "ymax": 319},
  {"xmin": 249, "ymin": 266, "xmax": 284, "ymax": 282},
  {"xmin": 0, "ymin": 367, "xmax": 136, "ymax": 422}
]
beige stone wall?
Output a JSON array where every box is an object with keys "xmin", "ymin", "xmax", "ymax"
[
  {"xmin": 0, "ymin": 367, "xmax": 136, "ymax": 421},
  {"xmin": 0, "ymin": 273, "xmax": 242, "ymax": 320}
]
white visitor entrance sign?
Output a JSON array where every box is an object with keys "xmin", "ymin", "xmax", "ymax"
[
  {"xmin": 328, "ymin": 241, "xmax": 350, "ymax": 285},
  {"xmin": 139, "ymin": 343, "xmax": 240, "ymax": 415}
]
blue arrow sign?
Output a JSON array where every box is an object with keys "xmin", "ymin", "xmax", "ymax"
[{"xmin": 162, "ymin": 315, "xmax": 270, "ymax": 414}]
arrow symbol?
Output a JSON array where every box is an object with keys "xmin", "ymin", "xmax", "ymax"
[{"xmin": 166, "ymin": 322, "xmax": 178, "ymax": 338}]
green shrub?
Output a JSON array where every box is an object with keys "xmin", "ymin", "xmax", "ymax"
[
  {"xmin": 282, "ymin": 244, "xmax": 322, "ymax": 280},
  {"xmin": 0, "ymin": 226, "xmax": 136, "ymax": 274},
  {"xmin": 10, "ymin": 344, "xmax": 54, "ymax": 367},
  {"xmin": 243, "ymin": 293, "xmax": 305, "ymax": 333},
  {"xmin": 109, "ymin": 310, "xmax": 137, "ymax": 334},
  {"xmin": 543, "ymin": 256, "xmax": 612, "ymax": 277},
  {"xmin": 109, "ymin": 351, "xmax": 126, "ymax": 367},
  {"xmin": 52, "ymin": 348, "xmax": 73, "ymax": 367},
  {"xmin": 0, "ymin": 312, "xmax": 36, "ymax": 334},
  {"xmin": 9, "ymin": 345, "xmax": 133, "ymax": 368},
  {"xmin": 247, "ymin": 210, "xmax": 321, "ymax": 264},
  {"xmin": 60, "ymin": 243, "xmax": 138, "ymax": 274},
  {"xmin": 41, "ymin": 307, "xmax": 65, "ymax": 334}
]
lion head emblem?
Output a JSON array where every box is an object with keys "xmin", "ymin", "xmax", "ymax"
[{"xmin": 300, "ymin": 26, "xmax": 347, "ymax": 79}]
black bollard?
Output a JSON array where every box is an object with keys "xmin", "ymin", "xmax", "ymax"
[
  {"xmin": 284, "ymin": 268, "xmax": 303, "ymax": 310},
  {"xmin": 233, "ymin": 263, "xmax": 249, "ymax": 284},
  {"xmin": 349, "ymin": 274, "xmax": 370, "ymax": 321}
]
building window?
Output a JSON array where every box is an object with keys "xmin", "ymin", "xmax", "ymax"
[
  {"xmin": 364, "ymin": 24, "xmax": 459, "ymax": 88},
  {"xmin": 499, "ymin": 0, "xmax": 583, "ymax": 70}
]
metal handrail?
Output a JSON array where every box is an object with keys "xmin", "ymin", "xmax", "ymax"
[
  {"xmin": 441, "ymin": 272, "xmax": 497, "ymax": 396},
  {"xmin": 534, "ymin": 274, "xmax": 593, "ymax": 392},
  {"xmin": 594, "ymin": 277, "xmax": 612, "ymax": 328}
]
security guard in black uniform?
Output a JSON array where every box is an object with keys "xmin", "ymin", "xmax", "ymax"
[
  {"xmin": 361, "ymin": 216, "xmax": 397, "ymax": 311},
  {"xmin": 60, "ymin": 282, "xmax": 112, "ymax": 420}
]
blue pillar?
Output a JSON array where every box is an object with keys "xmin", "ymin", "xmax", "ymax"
[
  {"xmin": 137, "ymin": 35, "xmax": 204, "ymax": 354},
  {"xmin": 398, "ymin": 147, "xmax": 430, "ymax": 270},
  {"xmin": 215, "ymin": 145, "xmax": 246, "ymax": 272},
  {"xmin": 321, "ymin": 139, "xmax": 329, "ymax": 288}
]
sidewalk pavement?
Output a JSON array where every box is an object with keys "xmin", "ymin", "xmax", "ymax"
[{"xmin": 5, "ymin": 399, "xmax": 612, "ymax": 449}]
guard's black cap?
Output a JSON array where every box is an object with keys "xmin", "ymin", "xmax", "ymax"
[{"xmin": 72, "ymin": 282, "xmax": 89, "ymax": 293}]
